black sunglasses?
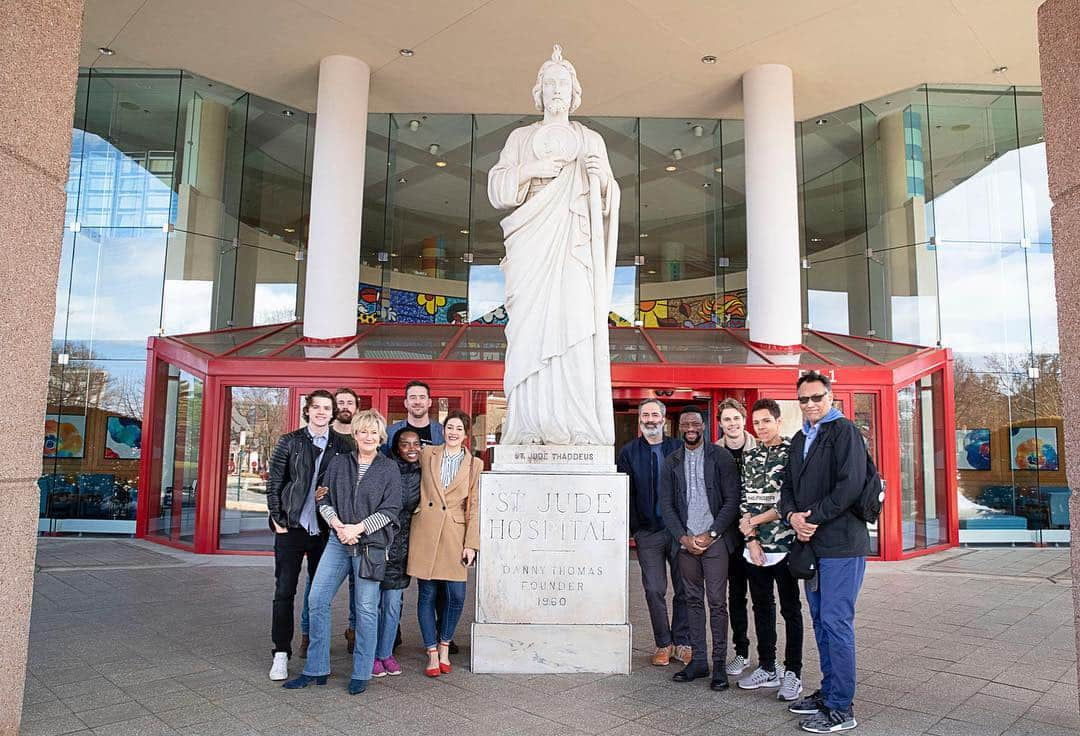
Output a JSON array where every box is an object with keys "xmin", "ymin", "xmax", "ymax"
[{"xmin": 798, "ymin": 393, "xmax": 829, "ymax": 405}]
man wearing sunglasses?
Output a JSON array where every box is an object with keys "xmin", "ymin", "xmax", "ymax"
[{"xmin": 779, "ymin": 371, "xmax": 869, "ymax": 734}]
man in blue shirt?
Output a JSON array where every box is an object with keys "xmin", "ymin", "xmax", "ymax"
[
  {"xmin": 617, "ymin": 399, "xmax": 688, "ymax": 667},
  {"xmin": 780, "ymin": 371, "xmax": 870, "ymax": 733}
]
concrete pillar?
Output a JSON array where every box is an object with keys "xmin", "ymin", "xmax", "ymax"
[
  {"xmin": 1037, "ymin": 0, "xmax": 1080, "ymax": 712},
  {"xmin": 0, "ymin": 0, "xmax": 84, "ymax": 731},
  {"xmin": 742, "ymin": 64, "xmax": 802, "ymax": 346},
  {"xmin": 303, "ymin": 55, "xmax": 369, "ymax": 340}
]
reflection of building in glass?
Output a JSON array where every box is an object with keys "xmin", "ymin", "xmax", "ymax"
[{"xmin": 45, "ymin": 69, "xmax": 1064, "ymax": 549}]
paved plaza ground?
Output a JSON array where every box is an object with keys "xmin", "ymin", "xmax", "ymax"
[{"xmin": 19, "ymin": 540, "xmax": 1080, "ymax": 736}]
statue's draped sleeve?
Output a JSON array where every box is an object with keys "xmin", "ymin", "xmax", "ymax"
[{"xmin": 488, "ymin": 127, "xmax": 530, "ymax": 210}]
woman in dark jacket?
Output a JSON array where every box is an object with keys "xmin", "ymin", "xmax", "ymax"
[
  {"xmin": 372, "ymin": 427, "xmax": 422, "ymax": 677},
  {"xmin": 283, "ymin": 409, "xmax": 401, "ymax": 696}
]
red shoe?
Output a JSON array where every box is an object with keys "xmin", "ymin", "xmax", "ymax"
[
  {"xmin": 438, "ymin": 642, "xmax": 452, "ymax": 674},
  {"xmin": 424, "ymin": 665, "xmax": 440, "ymax": 678},
  {"xmin": 439, "ymin": 662, "xmax": 452, "ymax": 674}
]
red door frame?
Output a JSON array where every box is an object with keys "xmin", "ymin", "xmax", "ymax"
[{"xmin": 137, "ymin": 335, "xmax": 958, "ymax": 561}]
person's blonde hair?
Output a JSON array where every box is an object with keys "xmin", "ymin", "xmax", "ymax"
[{"xmin": 350, "ymin": 409, "xmax": 387, "ymax": 444}]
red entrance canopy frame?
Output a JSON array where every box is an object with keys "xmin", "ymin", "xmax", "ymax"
[{"xmin": 137, "ymin": 322, "xmax": 957, "ymax": 561}]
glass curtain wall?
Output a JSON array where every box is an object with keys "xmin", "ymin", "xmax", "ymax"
[
  {"xmin": 47, "ymin": 69, "xmax": 312, "ymax": 534},
  {"xmin": 49, "ymin": 71, "xmax": 1061, "ymax": 544}
]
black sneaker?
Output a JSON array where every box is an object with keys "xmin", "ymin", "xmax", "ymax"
[
  {"xmin": 800, "ymin": 707, "xmax": 857, "ymax": 733},
  {"xmin": 788, "ymin": 689, "xmax": 825, "ymax": 715}
]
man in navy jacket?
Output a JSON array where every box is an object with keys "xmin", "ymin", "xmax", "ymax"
[
  {"xmin": 779, "ymin": 371, "xmax": 869, "ymax": 734},
  {"xmin": 616, "ymin": 399, "xmax": 689, "ymax": 667}
]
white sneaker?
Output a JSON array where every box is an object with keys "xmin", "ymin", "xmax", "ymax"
[
  {"xmin": 738, "ymin": 666, "xmax": 781, "ymax": 689},
  {"xmin": 778, "ymin": 670, "xmax": 804, "ymax": 701},
  {"xmin": 725, "ymin": 654, "xmax": 749, "ymax": 676},
  {"xmin": 269, "ymin": 652, "xmax": 288, "ymax": 681}
]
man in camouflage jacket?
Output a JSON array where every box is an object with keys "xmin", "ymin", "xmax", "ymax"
[{"xmin": 734, "ymin": 398, "xmax": 805, "ymax": 703}]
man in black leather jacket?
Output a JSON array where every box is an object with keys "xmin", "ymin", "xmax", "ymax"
[{"xmin": 266, "ymin": 390, "xmax": 352, "ymax": 681}]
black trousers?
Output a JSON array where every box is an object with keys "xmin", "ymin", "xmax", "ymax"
[
  {"xmin": 272, "ymin": 526, "xmax": 327, "ymax": 656},
  {"xmin": 728, "ymin": 545, "xmax": 750, "ymax": 658},
  {"xmin": 677, "ymin": 541, "xmax": 730, "ymax": 670},
  {"xmin": 634, "ymin": 529, "xmax": 691, "ymax": 648},
  {"xmin": 746, "ymin": 558, "xmax": 804, "ymax": 677}
]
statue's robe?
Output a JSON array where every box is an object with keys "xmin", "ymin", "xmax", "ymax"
[{"xmin": 488, "ymin": 121, "xmax": 620, "ymax": 445}]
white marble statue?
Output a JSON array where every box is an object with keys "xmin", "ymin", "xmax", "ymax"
[{"xmin": 488, "ymin": 44, "xmax": 620, "ymax": 446}]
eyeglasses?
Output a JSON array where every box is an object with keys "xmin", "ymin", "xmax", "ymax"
[{"xmin": 798, "ymin": 393, "xmax": 828, "ymax": 405}]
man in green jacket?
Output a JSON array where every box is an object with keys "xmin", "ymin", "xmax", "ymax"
[{"xmin": 736, "ymin": 398, "xmax": 804, "ymax": 703}]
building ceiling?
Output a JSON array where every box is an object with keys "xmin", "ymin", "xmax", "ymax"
[{"xmin": 81, "ymin": 0, "xmax": 1043, "ymax": 119}]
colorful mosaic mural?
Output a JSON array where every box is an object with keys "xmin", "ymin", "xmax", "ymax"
[
  {"xmin": 357, "ymin": 283, "xmax": 468, "ymax": 324},
  {"xmin": 638, "ymin": 291, "xmax": 747, "ymax": 328}
]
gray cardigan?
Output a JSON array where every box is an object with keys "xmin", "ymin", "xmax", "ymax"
[{"xmin": 320, "ymin": 452, "xmax": 402, "ymax": 548}]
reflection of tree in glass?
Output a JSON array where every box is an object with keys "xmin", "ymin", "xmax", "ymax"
[
  {"xmin": 48, "ymin": 342, "xmax": 145, "ymax": 418},
  {"xmin": 953, "ymin": 353, "xmax": 1062, "ymax": 432}
]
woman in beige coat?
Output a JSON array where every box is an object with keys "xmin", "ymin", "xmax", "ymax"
[{"xmin": 406, "ymin": 409, "xmax": 482, "ymax": 677}]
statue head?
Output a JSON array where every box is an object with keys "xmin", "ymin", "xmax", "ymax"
[{"xmin": 532, "ymin": 44, "xmax": 582, "ymax": 115}]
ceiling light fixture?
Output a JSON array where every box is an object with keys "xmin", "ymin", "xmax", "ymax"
[
  {"xmin": 428, "ymin": 143, "xmax": 440, "ymax": 155},
  {"xmin": 284, "ymin": 227, "xmax": 296, "ymax": 233},
  {"xmin": 665, "ymin": 164, "xmax": 677, "ymax": 172},
  {"xmin": 714, "ymin": 166, "xmax": 722, "ymax": 173},
  {"xmin": 408, "ymin": 119, "xmax": 420, "ymax": 131},
  {"xmin": 992, "ymin": 65, "xmax": 1008, "ymax": 74},
  {"xmin": 435, "ymin": 160, "xmax": 448, "ymax": 167},
  {"xmin": 692, "ymin": 125, "xmax": 703, "ymax": 137},
  {"xmin": 815, "ymin": 119, "xmax": 828, "ymax": 126},
  {"xmin": 459, "ymin": 229, "xmax": 469, "ymax": 235},
  {"xmin": 672, "ymin": 148, "xmax": 683, "ymax": 161},
  {"xmin": 397, "ymin": 176, "xmax": 407, "ymax": 184},
  {"xmin": 399, "ymin": 48, "xmax": 415, "ymax": 57},
  {"xmin": 702, "ymin": 182, "xmax": 710, "ymax": 188},
  {"xmin": 98, "ymin": 46, "xmax": 115, "ymax": 56},
  {"xmin": 282, "ymin": 109, "xmax": 294, "ymax": 117},
  {"xmin": 701, "ymin": 55, "xmax": 717, "ymax": 64}
]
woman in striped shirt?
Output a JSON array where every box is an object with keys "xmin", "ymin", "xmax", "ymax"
[
  {"xmin": 283, "ymin": 409, "xmax": 402, "ymax": 695},
  {"xmin": 407, "ymin": 409, "xmax": 483, "ymax": 677}
]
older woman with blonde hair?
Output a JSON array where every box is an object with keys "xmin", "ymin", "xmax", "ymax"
[
  {"xmin": 284, "ymin": 409, "xmax": 401, "ymax": 695},
  {"xmin": 407, "ymin": 408, "xmax": 483, "ymax": 676}
]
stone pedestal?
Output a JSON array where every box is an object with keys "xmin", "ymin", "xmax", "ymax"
[{"xmin": 471, "ymin": 445, "xmax": 631, "ymax": 674}]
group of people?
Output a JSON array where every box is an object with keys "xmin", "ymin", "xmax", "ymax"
[
  {"xmin": 265, "ymin": 381, "xmax": 482, "ymax": 695},
  {"xmin": 618, "ymin": 371, "xmax": 869, "ymax": 734},
  {"xmin": 262, "ymin": 371, "xmax": 868, "ymax": 733}
]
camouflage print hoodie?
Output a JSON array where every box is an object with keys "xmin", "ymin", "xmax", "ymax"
[{"xmin": 740, "ymin": 438, "xmax": 796, "ymax": 554}]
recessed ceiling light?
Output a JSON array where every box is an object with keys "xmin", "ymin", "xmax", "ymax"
[
  {"xmin": 435, "ymin": 160, "xmax": 447, "ymax": 167},
  {"xmin": 665, "ymin": 164, "xmax": 677, "ymax": 172},
  {"xmin": 810, "ymin": 237, "xmax": 822, "ymax": 243},
  {"xmin": 283, "ymin": 227, "xmax": 296, "ymax": 233},
  {"xmin": 639, "ymin": 233, "xmax": 649, "ymax": 238},
  {"xmin": 647, "ymin": 269, "xmax": 657, "ymax": 274},
  {"xmin": 701, "ymin": 55, "xmax": 717, "ymax": 64},
  {"xmin": 397, "ymin": 176, "xmax": 407, "ymax": 184},
  {"xmin": 282, "ymin": 109, "xmax": 294, "ymax": 117},
  {"xmin": 815, "ymin": 119, "xmax": 828, "ymax": 126},
  {"xmin": 884, "ymin": 100, "xmax": 893, "ymax": 105},
  {"xmin": 459, "ymin": 229, "xmax": 469, "ymax": 235},
  {"xmin": 702, "ymin": 182, "xmax": 711, "ymax": 188},
  {"xmin": 400, "ymin": 48, "xmax": 415, "ymax": 57},
  {"xmin": 408, "ymin": 119, "xmax": 420, "ymax": 131},
  {"xmin": 714, "ymin": 166, "xmax": 722, "ymax": 173},
  {"xmin": 993, "ymin": 65, "xmax": 1008, "ymax": 74},
  {"xmin": 98, "ymin": 46, "xmax": 115, "ymax": 56},
  {"xmin": 428, "ymin": 143, "xmax": 440, "ymax": 155}
]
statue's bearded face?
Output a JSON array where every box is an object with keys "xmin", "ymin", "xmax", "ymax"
[{"xmin": 541, "ymin": 65, "xmax": 574, "ymax": 114}]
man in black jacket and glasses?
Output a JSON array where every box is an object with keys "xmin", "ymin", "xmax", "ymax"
[{"xmin": 266, "ymin": 389, "xmax": 352, "ymax": 681}]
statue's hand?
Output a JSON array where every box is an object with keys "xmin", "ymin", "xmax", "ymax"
[
  {"xmin": 522, "ymin": 156, "xmax": 568, "ymax": 181},
  {"xmin": 585, "ymin": 153, "xmax": 608, "ymax": 190}
]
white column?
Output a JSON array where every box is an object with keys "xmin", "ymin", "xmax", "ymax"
[
  {"xmin": 743, "ymin": 64, "xmax": 802, "ymax": 346},
  {"xmin": 303, "ymin": 55, "xmax": 370, "ymax": 340}
]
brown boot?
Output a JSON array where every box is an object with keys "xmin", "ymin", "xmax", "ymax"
[
  {"xmin": 674, "ymin": 645, "xmax": 693, "ymax": 665},
  {"xmin": 650, "ymin": 645, "xmax": 674, "ymax": 666},
  {"xmin": 299, "ymin": 634, "xmax": 309, "ymax": 658},
  {"xmin": 344, "ymin": 628, "xmax": 355, "ymax": 654}
]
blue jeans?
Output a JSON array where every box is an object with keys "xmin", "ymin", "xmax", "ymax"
[
  {"xmin": 301, "ymin": 571, "xmax": 357, "ymax": 634},
  {"xmin": 416, "ymin": 579, "xmax": 466, "ymax": 649},
  {"xmin": 375, "ymin": 588, "xmax": 404, "ymax": 660},
  {"xmin": 302, "ymin": 536, "xmax": 380, "ymax": 680},
  {"xmin": 805, "ymin": 556, "xmax": 866, "ymax": 713}
]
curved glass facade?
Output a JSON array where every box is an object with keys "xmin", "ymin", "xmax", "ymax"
[{"xmin": 46, "ymin": 69, "xmax": 1062, "ymax": 544}]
